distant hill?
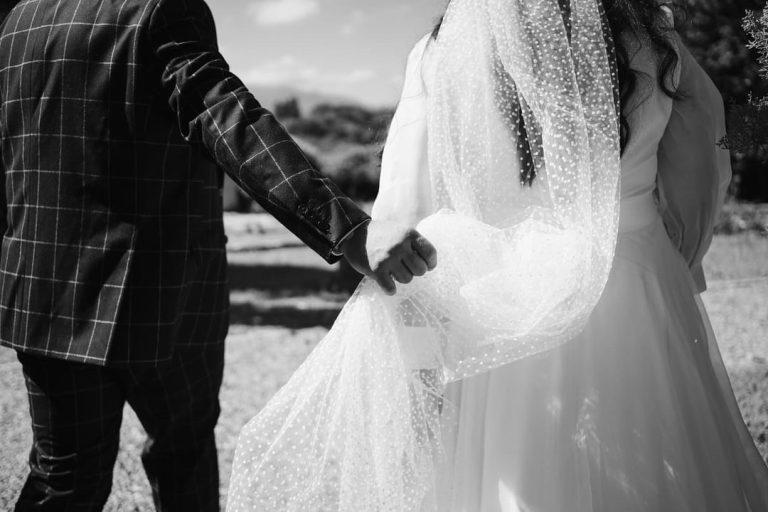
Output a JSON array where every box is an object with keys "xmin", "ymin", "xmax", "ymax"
[
  {"xmin": 222, "ymin": 91, "xmax": 393, "ymax": 211},
  {"xmin": 246, "ymin": 84, "xmax": 362, "ymax": 114}
]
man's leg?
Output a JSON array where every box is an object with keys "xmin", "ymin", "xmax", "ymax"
[
  {"xmin": 14, "ymin": 352, "xmax": 125, "ymax": 512},
  {"xmin": 122, "ymin": 343, "xmax": 225, "ymax": 511}
]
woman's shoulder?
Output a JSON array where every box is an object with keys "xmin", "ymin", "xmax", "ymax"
[
  {"xmin": 395, "ymin": 33, "xmax": 434, "ymax": 100},
  {"xmin": 407, "ymin": 33, "xmax": 433, "ymax": 66}
]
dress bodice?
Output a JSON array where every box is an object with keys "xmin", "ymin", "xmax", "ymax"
[
  {"xmin": 618, "ymin": 34, "xmax": 678, "ymax": 202},
  {"xmin": 373, "ymin": 26, "xmax": 729, "ymax": 290}
]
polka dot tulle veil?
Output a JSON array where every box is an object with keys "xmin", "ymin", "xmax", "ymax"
[{"xmin": 226, "ymin": 0, "xmax": 621, "ymax": 510}]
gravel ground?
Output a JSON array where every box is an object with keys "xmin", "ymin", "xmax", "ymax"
[{"xmin": 0, "ymin": 227, "xmax": 766, "ymax": 511}]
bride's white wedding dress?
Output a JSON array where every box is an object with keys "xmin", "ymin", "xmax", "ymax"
[
  {"xmin": 227, "ymin": 3, "xmax": 768, "ymax": 508},
  {"xmin": 372, "ymin": 31, "xmax": 768, "ymax": 512}
]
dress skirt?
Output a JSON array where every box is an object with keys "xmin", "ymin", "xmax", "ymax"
[{"xmin": 436, "ymin": 215, "xmax": 768, "ymax": 512}]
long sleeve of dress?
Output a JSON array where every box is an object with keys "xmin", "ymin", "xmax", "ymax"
[
  {"xmin": 656, "ymin": 41, "xmax": 731, "ymax": 293},
  {"xmin": 371, "ymin": 35, "xmax": 433, "ymax": 225}
]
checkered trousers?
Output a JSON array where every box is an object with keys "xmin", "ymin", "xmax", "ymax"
[
  {"xmin": 15, "ymin": 342, "xmax": 225, "ymax": 511},
  {"xmin": 0, "ymin": 0, "xmax": 370, "ymax": 365}
]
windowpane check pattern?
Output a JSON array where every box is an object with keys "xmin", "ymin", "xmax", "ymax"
[
  {"xmin": 0, "ymin": 0, "xmax": 370, "ymax": 365},
  {"xmin": 16, "ymin": 343, "xmax": 225, "ymax": 509}
]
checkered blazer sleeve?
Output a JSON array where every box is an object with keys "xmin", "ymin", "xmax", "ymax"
[
  {"xmin": 148, "ymin": 0, "xmax": 370, "ymax": 263},
  {"xmin": 0, "ymin": 133, "xmax": 6, "ymax": 251},
  {"xmin": 0, "ymin": 3, "xmax": 6, "ymax": 248}
]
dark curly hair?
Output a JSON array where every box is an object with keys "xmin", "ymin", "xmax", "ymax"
[
  {"xmin": 602, "ymin": 0, "xmax": 683, "ymax": 150},
  {"xmin": 432, "ymin": 0, "xmax": 683, "ymax": 183}
]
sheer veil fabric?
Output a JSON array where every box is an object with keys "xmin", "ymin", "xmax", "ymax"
[{"xmin": 226, "ymin": 0, "xmax": 623, "ymax": 510}]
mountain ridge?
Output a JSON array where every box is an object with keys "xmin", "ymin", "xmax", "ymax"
[{"xmin": 246, "ymin": 84, "xmax": 366, "ymax": 113}]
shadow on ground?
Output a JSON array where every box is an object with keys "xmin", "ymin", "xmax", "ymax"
[{"xmin": 0, "ymin": 218, "xmax": 766, "ymax": 510}]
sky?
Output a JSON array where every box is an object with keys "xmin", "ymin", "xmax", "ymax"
[{"xmin": 207, "ymin": 0, "xmax": 446, "ymax": 108}]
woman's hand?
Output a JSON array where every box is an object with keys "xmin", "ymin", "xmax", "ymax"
[{"xmin": 341, "ymin": 220, "xmax": 438, "ymax": 295}]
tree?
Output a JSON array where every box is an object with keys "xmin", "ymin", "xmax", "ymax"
[
  {"xmin": 678, "ymin": 0, "xmax": 767, "ymax": 103},
  {"xmin": 303, "ymin": 104, "xmax": 393, "ymax": 145},
  {"xmin": 329, "ymin": 147, "xmax": 381, "ymax": 201},
  {"xmin": 676, "ymin": 0, "xmax": 768, "ymax": 201},
  {"xmin": 706, "ymin": 4, "xmax": 768, "ymax": 201},
  {"xmin": 723, "ymin": 6, "xmax": 768, "ymax": 158},
  {"xmin": 274, "ymin": 98, "xmax": 302, "ymax": 120}
]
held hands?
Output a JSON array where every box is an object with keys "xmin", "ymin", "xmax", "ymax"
[{"xmin": 341, "ymin": 220, "xmax": 438, "ymax": 295}]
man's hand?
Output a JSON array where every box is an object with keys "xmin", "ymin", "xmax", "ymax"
[{"xmin": 341, "ymin": 220, "xmax": 438, "ymax": 295}]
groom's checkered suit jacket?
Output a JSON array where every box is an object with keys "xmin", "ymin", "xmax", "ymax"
[{"xmin": 0, "ymin": 0, "xmax": 370, "ymax": 365}]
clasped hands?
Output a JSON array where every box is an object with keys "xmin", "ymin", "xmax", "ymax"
[{"xmin": 341, "ymin": 220, "xmax": 438, "ymax": 295}]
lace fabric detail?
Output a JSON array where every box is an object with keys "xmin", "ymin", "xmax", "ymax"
[{"xmin": 226, "ymin": 0, "xmax": 621, "ymax": 510}]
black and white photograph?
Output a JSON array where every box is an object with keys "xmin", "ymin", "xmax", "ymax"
[{"xmin": 1, "ymin": 0, "xmax": 767, "ymax": 510}]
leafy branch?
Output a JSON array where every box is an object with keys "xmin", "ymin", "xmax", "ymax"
[
  {"xmin": 721, "ymin": 5, "xmax": 768, "ymax": 158},
  {"xmin": 744, "ymin": 6, "xmax": 768, "ymax": 77}
]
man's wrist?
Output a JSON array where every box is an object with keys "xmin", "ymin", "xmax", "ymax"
[{"xmin": 331, "ymin": 218, "xmax": 371, "ymax": 257}]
